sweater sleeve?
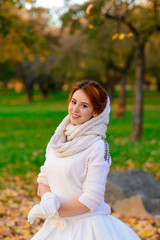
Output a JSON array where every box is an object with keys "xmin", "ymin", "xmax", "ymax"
[
  {"xmin": 78, "ymin": 140, "xmax": 111, "ymax": 211},
  {"xmin": 37, "ymin": 165, "xmax": 49, "ymax": 186},
  {"xmin": 37, "ymin": 142, "xmax": 50, "ymax": 186}
]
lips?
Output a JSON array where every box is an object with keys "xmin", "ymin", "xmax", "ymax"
[{"xmin": 71, "ymin": 113, "xmax": 80, "ymax": 119}]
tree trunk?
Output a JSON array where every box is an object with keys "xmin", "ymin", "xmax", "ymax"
[
  {"xmin": 157, "ymin": 77, "xmax": 160, "ymax": 92},
  {"xmin": 116, "ymin": 49, "xmax": 134, "ymax": 117},
  {"xmin": 39, "ymin": 81, "xmax": 48, "ymax": 99},
  {"xmin": 40, "ymin": 87, "xmax": 48, "ymax": 99},
  {"xmin": 104, "ymin": 67, "xmax": 116, "ymax": 100},
  {"xmin": 19, "ymin": 63, "xmax": 33, "ymax": 103},
  {"xmin": 115, "ymin": 72, "xmax": 126, "ymax": 117},
  {"xmin": 132, "ymin": 45, "xmax": 145, "ymax": 141},
  {"xmin": 25, "ymin": 84, "xmax": 33, "ymax": 103}
]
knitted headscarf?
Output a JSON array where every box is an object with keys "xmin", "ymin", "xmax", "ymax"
[{"xmin": 47, "ymin": 97, "xmax": 110, "ymax": 157}]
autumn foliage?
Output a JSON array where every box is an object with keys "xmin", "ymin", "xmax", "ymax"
[{"xmin": 0, "ymin": 173, "xmax": 160, "ymax": 239}]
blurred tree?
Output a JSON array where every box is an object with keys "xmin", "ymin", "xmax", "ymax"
[
  {"xmin": 62, "ymin": 0, "xmax": 160, "ymax": 140},
  {"xmin": 17, "ymin": 7, "xmax": 53, "ymax": 102},
  {"xmin": 0, "ymin": 0, "xmax": 35, "ymax": 36},
  {"xmin": 0, "ymin": 61, "xmax": 17, "ymax": 90},
  {"xmin": 34, "ymin": 29, "xmax": 60, "ymax": 98},
  {"xmin": 0, "ymin": 3, "xmax": 59, "ymax": 102},
  {"xmin": 61, "ymin": 2, "xmax": 135, "ymax": 106},
  {"xmin": 146, "ymin": 33, "xmax": 160, "ymax": 92},
  {"xmin": 53, "ymin": 28, "xmax": 87, "ymax": 88},
  {"xmin": 103, "ymin": 0, "xmax": 160, "ymax": 140},
  {"xmin": 61, "ymin": 1, "xmax": 136, "ymax": 120}
]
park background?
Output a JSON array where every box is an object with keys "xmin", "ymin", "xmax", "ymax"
[{"xmin": 0, "ymin": 0, "xmax": 160, "ymax": 239}]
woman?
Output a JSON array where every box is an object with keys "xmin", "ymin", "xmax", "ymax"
[{"xmin": 28, "ymin": 80, "xmax": 141, "ymax": 240}]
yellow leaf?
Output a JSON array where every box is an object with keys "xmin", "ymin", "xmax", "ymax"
[
  {"xmin": 127, "ymin": 33, "xmax": 133, "ymax": 38},
  {"xmin": 12, "ymin": 238, "xmax": 22, "ymax": 240},
  {"xmin": 129, "ymin": 218, "xmax": 136, "ymax": 224},
  {"xmin": 0, "ymin": 206, "xmax": 6, "ymax": 214},
  {"xmin": 23, "ymin": 46, "xmax": 29, "ymax": 54},
  {"xmin": 0, "ymin": 227, "xmax": 4, "ymax": 234},
  {"xmin": 134, "ymin": 224, "xmax": 142, "ymax": 229},
  {"xmin": 39, "ymin": 56, "xmax": 46, "ymax": 62},
  {"xmin": 3, "ymin": 237, "xmax": 13, "ymax": 240},
  {"xmin": 88, "ymin": 24, "xmax": 94, "ymax": 29},
  {"xmin": 119, "ymin": 33, "xmax": 125, "ymax": 40},
  {"xmin": 27, "ymin": 53, "xmax": 34, "ymax": 62},
  {"xmin": 112, "ymin": 33, "xmax": 119, "ymax": 40},
  {"xmin": 142, "ymin": 229, "xmax": 154, "ymax": 237},
  {"xmin": 11, "ymin": 213, "xmax": 17, "ymax": 218},
  {"xmin": 25, "ymin": 221, "xmax": 31, "ymax": 227},
  {"xmin": 24, "ymin": 229, "xmax": 30, "ymax": 236},
  {"xmin": 86, "ymin": 4, "xmax": 93, "ymax": 15}
]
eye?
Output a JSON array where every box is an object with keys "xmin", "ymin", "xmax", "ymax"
[
  {"xmin": 82, "ymin": 104, "xmax": 87, "ymax": 108},
  {"xmin": 71, "ymin": 100, "xmax": 76, "ymax": 104}
]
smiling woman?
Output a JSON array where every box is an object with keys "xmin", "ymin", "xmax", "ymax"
[
  {"xmin": 27, "ymin": 80, "xmax": 141, "ymax": 240},
  {"xmin": 68, "ymin": 90, "xmax": 97, "ymax": 125}
]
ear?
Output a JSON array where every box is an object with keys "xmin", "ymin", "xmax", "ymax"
[{"xmin": 93, "ymin": 112, "xmax": 98, "ymax": 117}]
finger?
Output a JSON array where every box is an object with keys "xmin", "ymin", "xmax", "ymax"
[
  {"xmin": 56, "ymin": 201, "xmax": 60, "ymax": 210},
  {"xmin": 44, "ymin": 201, "xmax": 53, "ymax": 217},
  {"xmin": 27, "ymin": 213, "xmax": 34, "ymax": 224},
  {"xmin": 40, "ymin": 203, "xmax": 47, "ymax": 215},
  {"xmin": 28, "ymin": 217, "xmax": 34, "ymax": 224},
  {"xmin": 45, "ymin": 199, "xmax": 56, "ymax": 217},
  {"xmin": 50, "ymin": 200, "xmax": 57, "ymax": 217}
]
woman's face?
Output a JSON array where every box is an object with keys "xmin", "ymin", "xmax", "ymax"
[{"xmin": 68, "ymin": 89, "xmax": 97, "ymax": 125}]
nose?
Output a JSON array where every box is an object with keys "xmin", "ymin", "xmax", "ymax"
[{"xmin": 73, "ymin": 104, "xmax": 80, "ymax": 113}]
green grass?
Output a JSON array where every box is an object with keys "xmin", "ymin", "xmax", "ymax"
[{"xmin": 0, "ymin": 89, "xmax": 160, "ymax": 180}]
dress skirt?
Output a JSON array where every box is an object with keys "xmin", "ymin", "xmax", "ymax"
[{"xmin": 31, "ymin": 214, "xmax": 141, "ymax": 240}]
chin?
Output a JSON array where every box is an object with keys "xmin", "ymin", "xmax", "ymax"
[{"xmin": 71, "ymin": 120, "xmax": 81, "ymax": 126}]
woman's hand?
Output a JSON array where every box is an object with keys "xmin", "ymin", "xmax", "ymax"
[
  {"xmin": 28, "ymin": 204, "xmax": 47, "ymax": 224},
  {"xmin": 40, "ymin": 192, "xmax": 60, "ymax": 218},
  {"xmin": 38, "ymin": 183, "xmax": 60, "ymax": 218},
  {"xmin": 38, "ymin": 183, "xmax": 90, "ymax": 218}
]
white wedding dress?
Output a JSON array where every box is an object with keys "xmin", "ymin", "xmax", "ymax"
[
  {"xmin": 30, "ymin": 100, "xmax": 141, "ymax": 240},
  {"xmin": 32, "ymin": 214, "xmax": 140, "ymax": 240}
]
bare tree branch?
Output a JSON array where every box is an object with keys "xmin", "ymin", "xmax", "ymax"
[{"xmin": 103, "ymin": 12, "xmax": 139, "ymax": 39}]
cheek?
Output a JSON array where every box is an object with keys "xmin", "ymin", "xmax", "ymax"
[
  {"xmin": 68, "ymin": 103, "xmax": 72, "ymax": 113},
  {"xmin": 84, "ymin": 109, "xmax": 94, "ymax": 118}
]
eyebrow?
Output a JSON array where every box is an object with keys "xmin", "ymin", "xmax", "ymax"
[{"xmin": 72, "ymin": 98, "xmax": 89, "ymax": 105}]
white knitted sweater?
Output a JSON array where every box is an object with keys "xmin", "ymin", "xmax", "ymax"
[{"xmin": 37, "ymin": 138, "xmax": 111, "ymax": 219}]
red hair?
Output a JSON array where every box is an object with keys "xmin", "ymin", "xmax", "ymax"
[{"xmin": 68, "ymin": 80, "xmax": 108, "ymax": 115}]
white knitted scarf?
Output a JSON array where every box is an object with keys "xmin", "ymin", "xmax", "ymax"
[{"xmin": 48, "ymin": 97, "xmax": 111, "ymax": 157}]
